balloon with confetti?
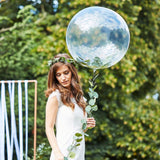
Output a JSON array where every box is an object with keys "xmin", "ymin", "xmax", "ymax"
[{"xmin": 66, "ymin": 6, "xmax": 130, "ymax": 69}]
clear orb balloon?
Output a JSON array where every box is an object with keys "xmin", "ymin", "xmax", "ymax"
[{"xmin": 66, "ymin": 6, "xmax": 130, "ymax": 69}]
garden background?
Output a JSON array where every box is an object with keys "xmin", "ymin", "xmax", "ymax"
[{"xmin": 0, "ymin": 0, "xmax": 160, "ymax": 159}]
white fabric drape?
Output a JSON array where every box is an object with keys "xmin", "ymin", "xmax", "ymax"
[
  {"xmin": 0, "ymin": 81, "xmax": 29, "ymax": 160},
  {"xmin": 8, "ymin": 81, "xmax": 20, "ymax": 160},
  {"xmin": 25, "ymin": 80, "xmax": 28, "ymax": 160},
  {"xmin": 18, "ymin": 81, "xmax": 23, "ymax": 160},
  {"xmin": 0, "ymin": 81, "xmax": 5, "ymax": 160}
]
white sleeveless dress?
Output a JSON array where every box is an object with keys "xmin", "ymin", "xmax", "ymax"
[{"xmin": 48, "ymin": 90, "xmax": 86, "ymax": 160}]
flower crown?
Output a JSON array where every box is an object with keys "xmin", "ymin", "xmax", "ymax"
[{"xmin": 48, "ymin": 57, "xmax": 76, "ymax": 67}]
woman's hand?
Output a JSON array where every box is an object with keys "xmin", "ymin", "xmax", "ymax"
[{"xmin": 87, "ymin": 117, "xmax": 96, "ymax": 129}]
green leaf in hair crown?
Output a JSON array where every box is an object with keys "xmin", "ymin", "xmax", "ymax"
[{"xmin": 48, "ymin": 57, "xmax": 76, "ymax": 67}]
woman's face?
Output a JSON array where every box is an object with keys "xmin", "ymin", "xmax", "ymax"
[{"xmin": 56, "ymin": 64, "xmax": 72, "ymax": 89}]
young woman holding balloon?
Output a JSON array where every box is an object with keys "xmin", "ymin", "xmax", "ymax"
[
  {"xmin": 45, "ymin": 53, "xmax": 96, "ymax": 160},
  {"xmin": 45, "ymin": 3, "xmax": 130, "ymax": 159}
]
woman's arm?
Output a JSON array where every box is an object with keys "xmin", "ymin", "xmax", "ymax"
[{"xmin": 45, "ymin": 96, "xmax": 64, "ymax": 160}]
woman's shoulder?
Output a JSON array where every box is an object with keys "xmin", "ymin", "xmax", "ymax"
[
  {"xmin": 48, "ymin": 89, "xmax": 60, "ymax": 97},
  {"xmin": 48, "ymin": 89, "xmax": 61, "ymax": 104}
]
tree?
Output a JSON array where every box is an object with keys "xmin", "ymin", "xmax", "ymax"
[{"xmin": 0, "ymin": 0, "xmax": 160, "ymax": 159}]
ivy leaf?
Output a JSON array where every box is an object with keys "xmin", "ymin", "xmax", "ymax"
[
  {"xmin": 84, "ymin": 133, "xmax": 89, "ymax": 137},
  {"xmin": 75, "ymin": 133, "xmax": 82, "ymax": 137},
  {"xmin": 67, "ymin": 145, "xmax": 73, "ymax": 152},
  {"xmin": 81, "ymin": 119, "xmax": 87, "ymax": 130},
  {"xmin": 89, "ymin": 99, "xmax": 95, "ymax": 106},
  {"xmin": 89, "ymin": 87, "xmax": 94, "ymax": 93},
  {"xmin": 88, "ymin": 92, "xmax": 93, "ymax": 98},
  {"xmin": 92, "ymin": 105, "xmax": 98, "ymax": 111},
  {"xmin": 88, "ymin": 92, "xmax": 94, "ymax": 98},
  {"xmin": 85, "ymin": 105, "xmax": 92, "ymax": 114},
  {"xmin": 81, "ymin": 118, "xmax": 86, "ymax": 124},
  {"xmin": 93, "ymin": 92, "xmax": 99, "ymax": 98},
  {"xmin": 76, "ymin": 56, "xmax": 90, "ymax": 66},
  {"xmin": 89, "ymin": 81, "xmax": 94, "ymax": 87},
  {"xmin": 82, "ymin": 122, "xmax": 87, "ymax": 130},
  {"xmin": 69, "ymin": 152, "xmax": 76, "ymax": 159},
  {"xmin": 76, "ymin": 138, "xmax": 83, "ymax": 142},
  {"xmin": 88, "ymin": 90, "xmax": 98, "ymax": 99},
  {"xmin": 93, "ymin": 85, "xmax": 97, "ymax": 90}
]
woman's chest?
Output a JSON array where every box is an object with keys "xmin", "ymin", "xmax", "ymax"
[{"xmin": 58, "ymin": 103, "xmax": 84, "ymax": 118}]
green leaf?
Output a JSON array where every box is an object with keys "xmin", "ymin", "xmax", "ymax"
[
  {"xmin": 93, "ymin": 92, "xmax": 99, "ymax": 98},
  {"xmin": 69, "ymin": 152, "xmax": 76, "ymax": 159},
  {"xmin": 76, "ymin": 143, "xmax": 80, "ymax": 147},
  {"xmin": 88, "ymin": 92, "xmax": 93, "ymax": 98},
  {"xmin": 67, "ymin": 145, "xmax": 73, "ymax": 152},
  {"xmin": 89, "ymin": 99, "xmax": 95, "ymax": 106},
  {"xmin": 84, "ymin": 133, "xmax": 89, "ymax": 137},
  {"xmin": 85, "ymin": 105, "xmax": 91, "ymax": 113},
  {"xmin": 76, "ymin": 138, "xmax": 83, "ymax": 142},
  {"xmin": 75, "ymin": 133, "xmax": 82, "ymax": 137},
  {"xmin": 64, "ymin": 157, "xmax": 68, "ymax": 160},
  {"xmin": 89, "ymin": 87, "xmax": 94, "ymax": 93},
  {"xmin": 89, "ymin": 81, "xmax": 94, "ymax": 87},
  {"xmin": 92, "ymin": 105, "xmax": 98, "ymax": 111},
  {"xmin": 82, "ymin": 122, "xmax": 87, "ymax": 130},
  {"xmin": 81, "ymin": 118, "xmax": 86, "ymax": 124},
  {"xmin": 93, "ymin": 85, "xmax": 97, "ymax": 90}
]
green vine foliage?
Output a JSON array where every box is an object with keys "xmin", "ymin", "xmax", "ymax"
[
  {"xmin": 65, "ymin": 70, "xmax": 99, "ymax": 159},
  {"xmin": 64, "ymin": 133, "xmax": 83, "ymax": 160},
  {"xmin": 85, "ymin": 71, "xmax": 99, "ymax": 117}
]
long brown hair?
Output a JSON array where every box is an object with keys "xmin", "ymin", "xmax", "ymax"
[{"xmin": 45, "ymin": 53, "xmax": 86, "ymax": 113}]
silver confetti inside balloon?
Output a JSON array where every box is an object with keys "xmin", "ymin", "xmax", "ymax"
[{"xmin": 66, "ymin": 6, "xmax": 130, "ymax": 69}]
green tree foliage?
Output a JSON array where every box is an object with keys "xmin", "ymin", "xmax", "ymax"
[{"xmin": 0, "ymin": 0, "xmax": 160, "ymax": 159}]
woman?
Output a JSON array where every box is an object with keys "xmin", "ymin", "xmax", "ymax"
[{"xmin": 45, "ymin": 53, "xmax": 96, "ymax": 160}]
